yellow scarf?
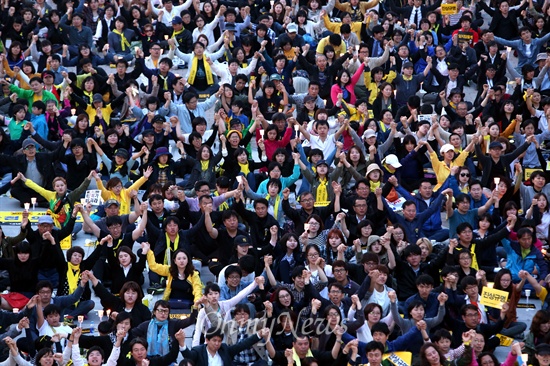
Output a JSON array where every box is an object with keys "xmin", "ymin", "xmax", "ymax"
[
  {"xmin": 315, "ymin": 178, "xmax": 329, "ymax": 207},
  {"xmin": 165, "ymin": 232, "xmax": 179, "ymax": 265},
  {"xmin": 470, "ymin": 243, "xmax": 479, "ymax": 270},
  {"xmin": 266, "ymin": 194, "xmax": 280, "ymax": 220},
  {"xmin": 159, "ymin": 75, "xmax": 169, "ymax": 90},
  {"xmin": 158, "ymin": 163, "xmax": 169, "ymax": 169},
  {"xmin": 172, "ymin": 28, "xmax": 184, "ymax": 38},
  {"xmin": 201, "ymin": 160, "xmax": 209, "ymax": 171},
  {"xmin": 188, "ymin": 56, "xmax": 214, "ymax": 85},
  {"xmin": 293, "ymin": 348, "xmax": 314, "ymax": 366},
  {"xmin": 46, "ymin": 209, "xmax": 63, "ymax": 228},
  {"xmin": 83, "ymin": 90, "xmax": 93, "ymax": 104},
  {"xmin": 403, "ymin": 75, "xmax": 413, "ymax": 81},
  {"xmin": 67, "ymin": 262, "xmax": 80, "ymax": 295},
  {"xmin": 238, "ymin": 162, "xmax": 250, "ymax": 175},
  {"xmin": 114, "ymin": 164, "xmax": 123, "ymax": 172},
  {"xmin": 383, "ymin": 162, "xmax": 395, "ymax": 174},
  {"xmin": 113, "ymin": 30, "xmax": 130, "ymax": 51},
  {"xmin": 369, "ymin": 180, "xmax": 381, "ymax": 192}
]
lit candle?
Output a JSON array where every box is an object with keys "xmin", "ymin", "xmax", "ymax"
[
  {"xmin": 31, "ymin": 197, "xmax": 36, "ymax": 205},
  {"xmin": 304, "ymin": 223, "xmax": 310, "ymax": 231},
  {"xmin": 259, "ymin": 129, "xmax": 265, "ymax": 137},
  {"xmin": 106, "ymin": 309, "xmax": 111, "ymax": 317},
  {"xmin": 294, "ymin": 124, "xmax": 299, "ymax": 132},
  {"xmin": 134, "ymin": 46, "xmax": 139, "ymax": 53},
  {"xmin": 24, "ymin": 203, "xmax": 30, "ymax": 211},
  {"xmin": 506, "ymin": 46, "xmax": 511, "ymax": 53},
  {"xmin": 77, "ymin": 315, "xmax": 84, "ymax": 326},
  {"xmin": 97, "ymin": 310, "xmax": 104, "ymax": 319},
  {"xmin": 355, "ymin": 44, "xmax": 360, "ymax": 52},
  {"xmin": 71, "ymin": 108, "xmax": 76, "ymax": 116},
  {"xmin": 494, "ymin": 177, "xmax": 500, "ymax": 186},
  {"xmin": 164, "ymin": 35, "xmax": 169, "ymax": 40},
  {"xmin": 12, "ymin": 308, "xmax": 18, "ymax": 313},
  {"xmin": 522, "ymin": 355, "xmax": 528, "ymax": 363},
  {"xmin": 393, "ymin": 89, "xmax": 397, "ymax": 98},
  {"xmin": 270, "ymin": 0, "xmax": 274, "ymax": 7},
  {"xmin": 323, "ymin": 99, "xmax": 327, "ymax": 107}
]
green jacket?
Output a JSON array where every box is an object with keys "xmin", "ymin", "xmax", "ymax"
[{"xmin": 9, "ymin": 84, "xmax": 58, "ymax": 107}]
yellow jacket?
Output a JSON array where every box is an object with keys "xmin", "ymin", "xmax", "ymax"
[
  {"xmin": 364, "ymin": 70, "xmax": 397, "ymax": 105},
  {"xmin": 430, "ymin": 150, "xmax": 469, "ymax": 191},
  {"xmin": 335, "ymin": 0, "xmax": 380, "ymax": 18},
  {"xmin": 147, "ymin": 250, "xmax": 203, "ymax": 302},
  {"xmin": 323, "ymin": 15, "xmax": 362, "ymax": 39},
  {"xmin": 316, "ymin": 36, "xmax": 346, "ymax": 55},
  {"xmin": 96, "ymin": 176, "xmax": 147, "ymax": 215}
]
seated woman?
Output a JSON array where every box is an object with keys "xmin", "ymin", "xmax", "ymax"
[
  {"xmin": 132, "ymin": 300, "xmax": 197, "ymax": 357},
  {"xmin": 142, "ymin": 243, "xmax": 203, "ymax": 309},
  {"xmin": 106, "ymin": 16, "xmax": 136, "ymax": 64},
  {"xmin": 69, "ymin": 326, "xmax": 121, "ymax": 366},
  {"xmin": 75, "ymin": 311, "xmax": 134, "ymax": 365},
  {"xmin": 105, "ymin": 246, "xmax": 146, "ymax": 295},
  {"xmin": 85, "ymin": 271, "xmax": 151, "ymax": 327},
  {"xmin": 17, "ymin": 171, "xmax": 92, "ymax": 232}
]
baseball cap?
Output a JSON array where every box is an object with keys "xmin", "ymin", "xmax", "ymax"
[
  {"xmin": 287, "ymin": 23, "xmax": 298, "ymax": 33},
  {"xmin": 402, "ymin": 61, "xmax": 413, "ymax": 69},
  {"xmin": 172, "ymin": 16, "xmax": 183, "ymax": 24},
  {"xmin": 38, "ymin": 215, "xmax": 54, "ymax": 224},
  {"xmin": 93, "ymin": 93, "xmax": 103, "ymax": 103},
  {"xmin": 440, "ymin": 144, "xmax": 455, "ymax": 154},
  {"xmin": 114, "ymin": 148, "xmax": 129, "ymax": 160},
  {"xmin": 382, "ymin": 154, "xmax": 402, "ymax": 168},
  {"xmin": 104, "ymin": 199, "xmax": 120, "ymax": 208},
  {"xmin": 363, "ymin": 129, "xmax": 376, "ymax": 139},
  {"xmin": 270, "ymin": 73, "xmax": 283, "ymax": 81},
  {"xmin": 22, "ymin": 138, "xmax": 35, "ymax": 149},
  {"xmin": 303, "ymin": 95, "xmax": 315, "ymax": 103},
  {"xmin": 489, "ymin": 141, "xmax": 503, "ymax": 149},
  {"xmin": 235, "ymin": 235, "xmax": 251, "ymax": 246}
]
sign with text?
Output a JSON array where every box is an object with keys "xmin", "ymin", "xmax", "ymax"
[
  {"xmin": 85, "ymin": 190, "xmax": 103, "ymax": 206},
  {"xmin": 441, "ymin": 3, "xmax": 457, "ymax": 14},
  {"xmin": 457, "ymin": 31, "xmax": 474, "ymax": 45},
  {"xmin": 480, "ymin": 286, "xmax": 508, "ymax": 309}
]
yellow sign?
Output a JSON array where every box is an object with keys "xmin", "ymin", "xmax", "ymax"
[
  {"xmin": 0, "ymin": 212, "xmax": 83, "ymax": 224},
  {"xmin": 441, "ymin": 3, "xmax": 457, "ymax": 14},
  {"xmin": 60, "ymin": 235, "xmax": 72, "ymax": 250},
  {"xmin": 480, "ymin": 286, "xmax": 509, "ymax": 309},
  {"xmin": 496, "ymin": 334, "xmax": 514, "ymax": 346}
]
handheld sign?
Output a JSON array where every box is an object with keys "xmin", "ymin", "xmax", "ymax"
[
  {"xmin": 441, "ymin": 3, "xmax": 457, "ymax": 14},
  {"xmin": 480, "ymin": 286, "xmax": 508, "ymax": 309},
  {"xmin": 85, "ymin": 190, "xmax": 103, "ymax": 206}
]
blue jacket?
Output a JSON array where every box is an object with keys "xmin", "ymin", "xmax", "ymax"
[
  {"xmin": 343, "ymin": 326, "xmax": 423, "ymax": 364},
  {"xmin": 494, "ymin": 32, "xmax": 550, "ymax": 68},
  {"xmin": 383, "ymin": 192, "xmax": 446, "ymax": 242},
  {"xmin": 503, "ymin": 239, "xmax": 548, "ymax": 282},
  {"xmin": 395, "ymin": 178, "xmax": 449, "ymax": 234}
]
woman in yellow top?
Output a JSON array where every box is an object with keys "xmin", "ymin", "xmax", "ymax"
[
  {"xmin": 17, "ymin": 171, "xmax": 92, "ymax": 228},
  {"xmin": 422, "ymin": 140, "xmax": 475, "ymax": 191},
  {"xmin": 142, "ymin": 242, "xmax": 203, "ymax": 308},
  {"xmin": 92, "ymin": 167, "xmax": 153, "ymax": 215}
]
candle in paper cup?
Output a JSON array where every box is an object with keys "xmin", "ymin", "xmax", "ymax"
[
  {"xmin": 259, "ymin": 129, "xmax": 265, "ymax": 137},
  {"xmin": 12, "ymin": 308, "xmax": 18, "ymax": 313},
  {"xmin": 164, "ymin": 35, "xmax": 169, "ymax": 40},
  {"xmin": 323, "ymin": 99, "xmax": 327, "ymax": 107},
  {"xmin": 506, "ymin": 46, "xmax": 511, "ymax": 53},
  {"xmin": 71, "ymin": 108, "xmax": 76, "ymax": 116},
  {"xmin": 31, "ymin": 197, "xmax": 37, "ymax": 205},
  {"xmin": 304, "ymin": 223, "xmax": 310, "ymax": 231},
  {"xmin": 355, "ymin": 44, "xmax": 359, "ymax": 52},
  {"xmin": 294, "ymin": 124, "xmax": 299, "ymax": 132},
  {"xmin": 78, "ymin": 315, "xmax": 84, "ymax": 324},
  {"xmin": 494, "ymin": 177, "xmax": 500, "ymax": 186},
  {"xmin": 522, "ymin": 355, "xmax": 528, "ymax": 363},
  {"xmin": 97, "ymin": 310, "xmax": 104, "ymax": 318},
  {"xmin": 134, "ymin": 46, "xmax": 139, "ymax": 53},
  {"xmin": 24, "ymin": 203, "xmax": 30, "ymax": 211},
  {"xmin": 106, "ymin": 309, "xmax": 111, "ymax": 317}
]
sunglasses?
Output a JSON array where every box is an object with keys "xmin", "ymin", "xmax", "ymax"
[{"xmin": 460, "ymin": 173, "xmax": 470, "ymax": 177}]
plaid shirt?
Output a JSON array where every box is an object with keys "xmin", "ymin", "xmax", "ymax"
[{"xmin": 234, "ymin": 327, "xmax": 259, "ymax": 364}]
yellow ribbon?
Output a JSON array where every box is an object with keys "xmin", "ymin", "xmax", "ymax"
[
  {"xmin": 316, "ymin": 178, "xmax": 328, "ymax": 204},
  {"xmin": 165, "ymin": 232, "xmax": 179, "ymax": 265},
  {"xmin": 113, "ymin": 29, "xmax": 131, "ymax": 51},
  {"xmin": 188, "ymin": 56, "xmax": 214, "ymax": 85}
]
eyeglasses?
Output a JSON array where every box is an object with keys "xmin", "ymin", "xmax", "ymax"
[
  {"xmin": 301, "ymin": 198, "xmax": 314, "ymax": 203},
  {"xmin": 327, "ymin": 312, "xmax": 340, "ymax": 317},
  {"xmin": 329, "ymin": 290, "xmax": 342, "ymax": 294},
  {"xmin": 308, "ymin": 222, "xmax": 320, "ymax": 226},
  {"xmin": 465, "ymin": 312, "xmax": 479, "ymax": 317},
  {"xmin": 278, "ymin": 294, "xmax": 291, "ymax": 299},
  {"xmin": 308, "ymin": 253, "xmax": 319, "ymax": 258},
  {"xmin": 460, "ymin": 173, "xmax": 470, "ymax": 177},
  {"xmin": 354, "ymin": 204, "xmax": 367, "ymax": 208},
  {"xmin": 156, "ymin": 309, "xmax": 169, "ymax": 314},
  {"xmin": 333, "ymin": 269, "xmax": 346, "ymax": 273},
  {"xmin": 227, "ymin": 275, "xmax": 241, "ymax": 280}
]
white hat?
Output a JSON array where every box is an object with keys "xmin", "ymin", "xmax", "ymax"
[
  {"xmin": 440, "ymin": 144, "xmax": 455, "ymax": 154},
  {"xmin": 363, "ymin": 129, "xmax": 376, "ymax": 139},
  {"xmin": 382, "ymin": 154, "xmax": 401, "ymax": 168}
]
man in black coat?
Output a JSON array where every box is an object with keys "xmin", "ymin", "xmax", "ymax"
[
  {"xmin": 180, "ymin": 326, "xmax": 270, "ymax": 365},
  {"xmin": 0, "ymin": 138, "xmax": 59, "ymax": 207}
]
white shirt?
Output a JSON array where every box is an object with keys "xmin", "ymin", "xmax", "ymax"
[
  {"xmin": 409, "ymin": 7, "xmax": 422, "ymax": 25},
  {"xmin": 207, "ymin": 350, "xmax": 223, "ymax": 366},
  {"xmin": 309, "ymin": 134, "xmax": 337, "ymax": 161}
]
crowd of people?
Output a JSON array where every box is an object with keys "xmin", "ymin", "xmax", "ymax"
[{"xmin": 3, "ymin": 0, "xmax": 550, "ymax": 364}]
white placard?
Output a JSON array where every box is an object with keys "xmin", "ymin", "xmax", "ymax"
[{"xmin": 85, "ymin": 190, "xmax": 103, "ymax": 206}]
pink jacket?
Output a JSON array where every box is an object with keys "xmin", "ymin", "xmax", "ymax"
[{"xmin": 330, "ymin": 62, "xmax": 365, "ymax": 105}]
